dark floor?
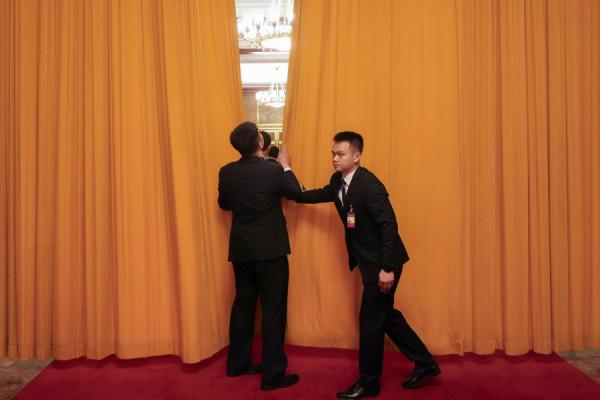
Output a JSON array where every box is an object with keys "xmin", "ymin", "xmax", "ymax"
[{"xmin": 1, "ymin": 349, "xmax": 599, "ymax": 399}]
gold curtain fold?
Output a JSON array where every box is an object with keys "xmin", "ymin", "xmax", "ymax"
[
  {"xmin": 284, "ymin": 0, "xmax": 600, "ymax": 355},
  {"xmin": 0, "ymin": 0, "xmax": 9, "ymax": 362},
  {"xmin": 0, "ymin": 0, "xmax": 243, "ymax": 362}
]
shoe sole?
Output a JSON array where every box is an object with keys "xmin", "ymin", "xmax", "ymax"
[
  {"xmin": 336, "ymin": 393, "xmax": 379, "ymax": 399},
  {"xmin": 402, "ymin": 369, "xmax": 441, "ymax": 389}
]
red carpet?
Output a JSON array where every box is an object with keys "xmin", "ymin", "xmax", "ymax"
[{"xmin": 15, "ymin": 342, "xmax": 600, "ymax": 400}]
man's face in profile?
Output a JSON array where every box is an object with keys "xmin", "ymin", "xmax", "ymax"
[{"xmin": 332, "ymin": 141, "xmax": 360, "ymax": 174}]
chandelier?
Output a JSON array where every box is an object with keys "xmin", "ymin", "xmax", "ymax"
[
  {"xmin": 237, "ymin": 0, "xmax": 294, "ymax": 51},
  {"xmin": 255, "ymin": 65, "xmax": 286, "ymax": 108}
]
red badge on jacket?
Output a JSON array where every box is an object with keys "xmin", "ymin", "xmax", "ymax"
[{"xmin": 346, "ymin": 205, "xmax": 356, "ymax": 228}]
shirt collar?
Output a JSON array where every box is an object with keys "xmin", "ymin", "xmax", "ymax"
[{"xmin": 342, "ymin": 166, "xmax": 359, "ymax": 186}]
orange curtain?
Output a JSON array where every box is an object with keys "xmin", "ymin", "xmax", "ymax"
[
  {"xmin": 284, "ymin": 0, "xmax": 600, "ymax": 355},
  {"xmin": 0, "ymin": 0, "xmax": 243, "ymax": 362}
]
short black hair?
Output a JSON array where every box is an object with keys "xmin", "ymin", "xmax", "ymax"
[
  {"xmin": 333, "ymin": 131, "xmax": 363, "ymax": 153},
  {"xmin": 267, "ymin": 145, "xmax": 279, "ymax": 158},
  {"xmin": 260, "ymin": 131, "xmax": 272, "ymax": 151},
  {"xmin": 230, "ymin": 122, "xmax": 260, "ymax": 155}
]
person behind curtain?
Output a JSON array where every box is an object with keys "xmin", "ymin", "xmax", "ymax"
[
  {"xmin": 260, "ymin": 130, "xmax": 272, "ymax": 159},
  {"xmin": 267, "ymin": 145, "xmax": 280, "ymax": 164},
  {"xmin": 281, "ymin": 131, "xmax": 440, "ymax": 399},
  {"xmin": 218, "ymin": 122, "xmax": 301, "ymax": 391}
]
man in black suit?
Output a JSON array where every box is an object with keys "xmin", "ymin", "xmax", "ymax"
[
  {"xmin": 218, "ymin": 122, "xmax": 301, "ymax": 391},
  {"xmin": 283, "ymin": 131, "xmax": 440, "ymax": 399}
]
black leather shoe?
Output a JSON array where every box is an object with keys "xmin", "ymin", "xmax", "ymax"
[
  {"xmin": 226, "ymin": 363, "xmax": 264, "ymax": 377},
  {"xmin": 336, "ymin": 381, "xmax": 380, "ymax": 399},
  {"xmin": 261, "ymin": 373, "xmax": 300, "ymax": 391},
  {"xmin": 402, "ymin": 364, "xmax": 441, "ymax": 389}
]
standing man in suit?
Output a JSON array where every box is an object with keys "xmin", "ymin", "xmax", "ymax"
[
  {"xmin": 282, "ymin": 131, "xmax": 440, "ymax": 399},
  {"xmin": 218, "ymin": 122, "xmax": 301, "ymax": 391}
]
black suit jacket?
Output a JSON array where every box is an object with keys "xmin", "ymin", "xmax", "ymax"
[
  {"xmin": 218, "ymin": 155, "xmax": 302, "ymax": 262},
  {"xmin": 295, "ymin": 166, "xmax": 409, "ymax": 282}
]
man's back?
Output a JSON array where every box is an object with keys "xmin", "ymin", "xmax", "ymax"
[{"xmin": 218, "ymin": 155, "xmax": 300, "ymax": 262}]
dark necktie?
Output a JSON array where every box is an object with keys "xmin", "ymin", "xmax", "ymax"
[{"xmin": 341, "ymin": 181, "xmax": 347, "ymax": 205}]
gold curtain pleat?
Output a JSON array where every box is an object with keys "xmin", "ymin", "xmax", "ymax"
[
  {"xmin": 0, "ymin": 0, "xmax": 10, "ymax": 362},
  {"xmin": 1, "ymin": 0, "xmax": 243, "ymax": 362},
  {"xmin": 284, "ymin": 0, "xmax": 600, "ymax": 355}
]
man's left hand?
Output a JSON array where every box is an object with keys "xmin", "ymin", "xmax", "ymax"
[
  {"xmin": 278, "ymin": 145, "xmax": 291, "ymax": 169},
  {"xmin": 378, "ymin": 269, "xmax": 394, "ymax": 293}
]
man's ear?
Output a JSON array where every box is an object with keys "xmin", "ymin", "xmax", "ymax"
[{"xmin": 354, "ymin": 152, "xmax": 362, "ymax": 163}]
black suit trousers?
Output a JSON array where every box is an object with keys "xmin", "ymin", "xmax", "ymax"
[
  {"xmin": 227, "ymin": 256, "xmax": 289, "ymax": 381},
  {"xmin": 359, "ymin": 266, "xmax": 435, "ymax": 387}
]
